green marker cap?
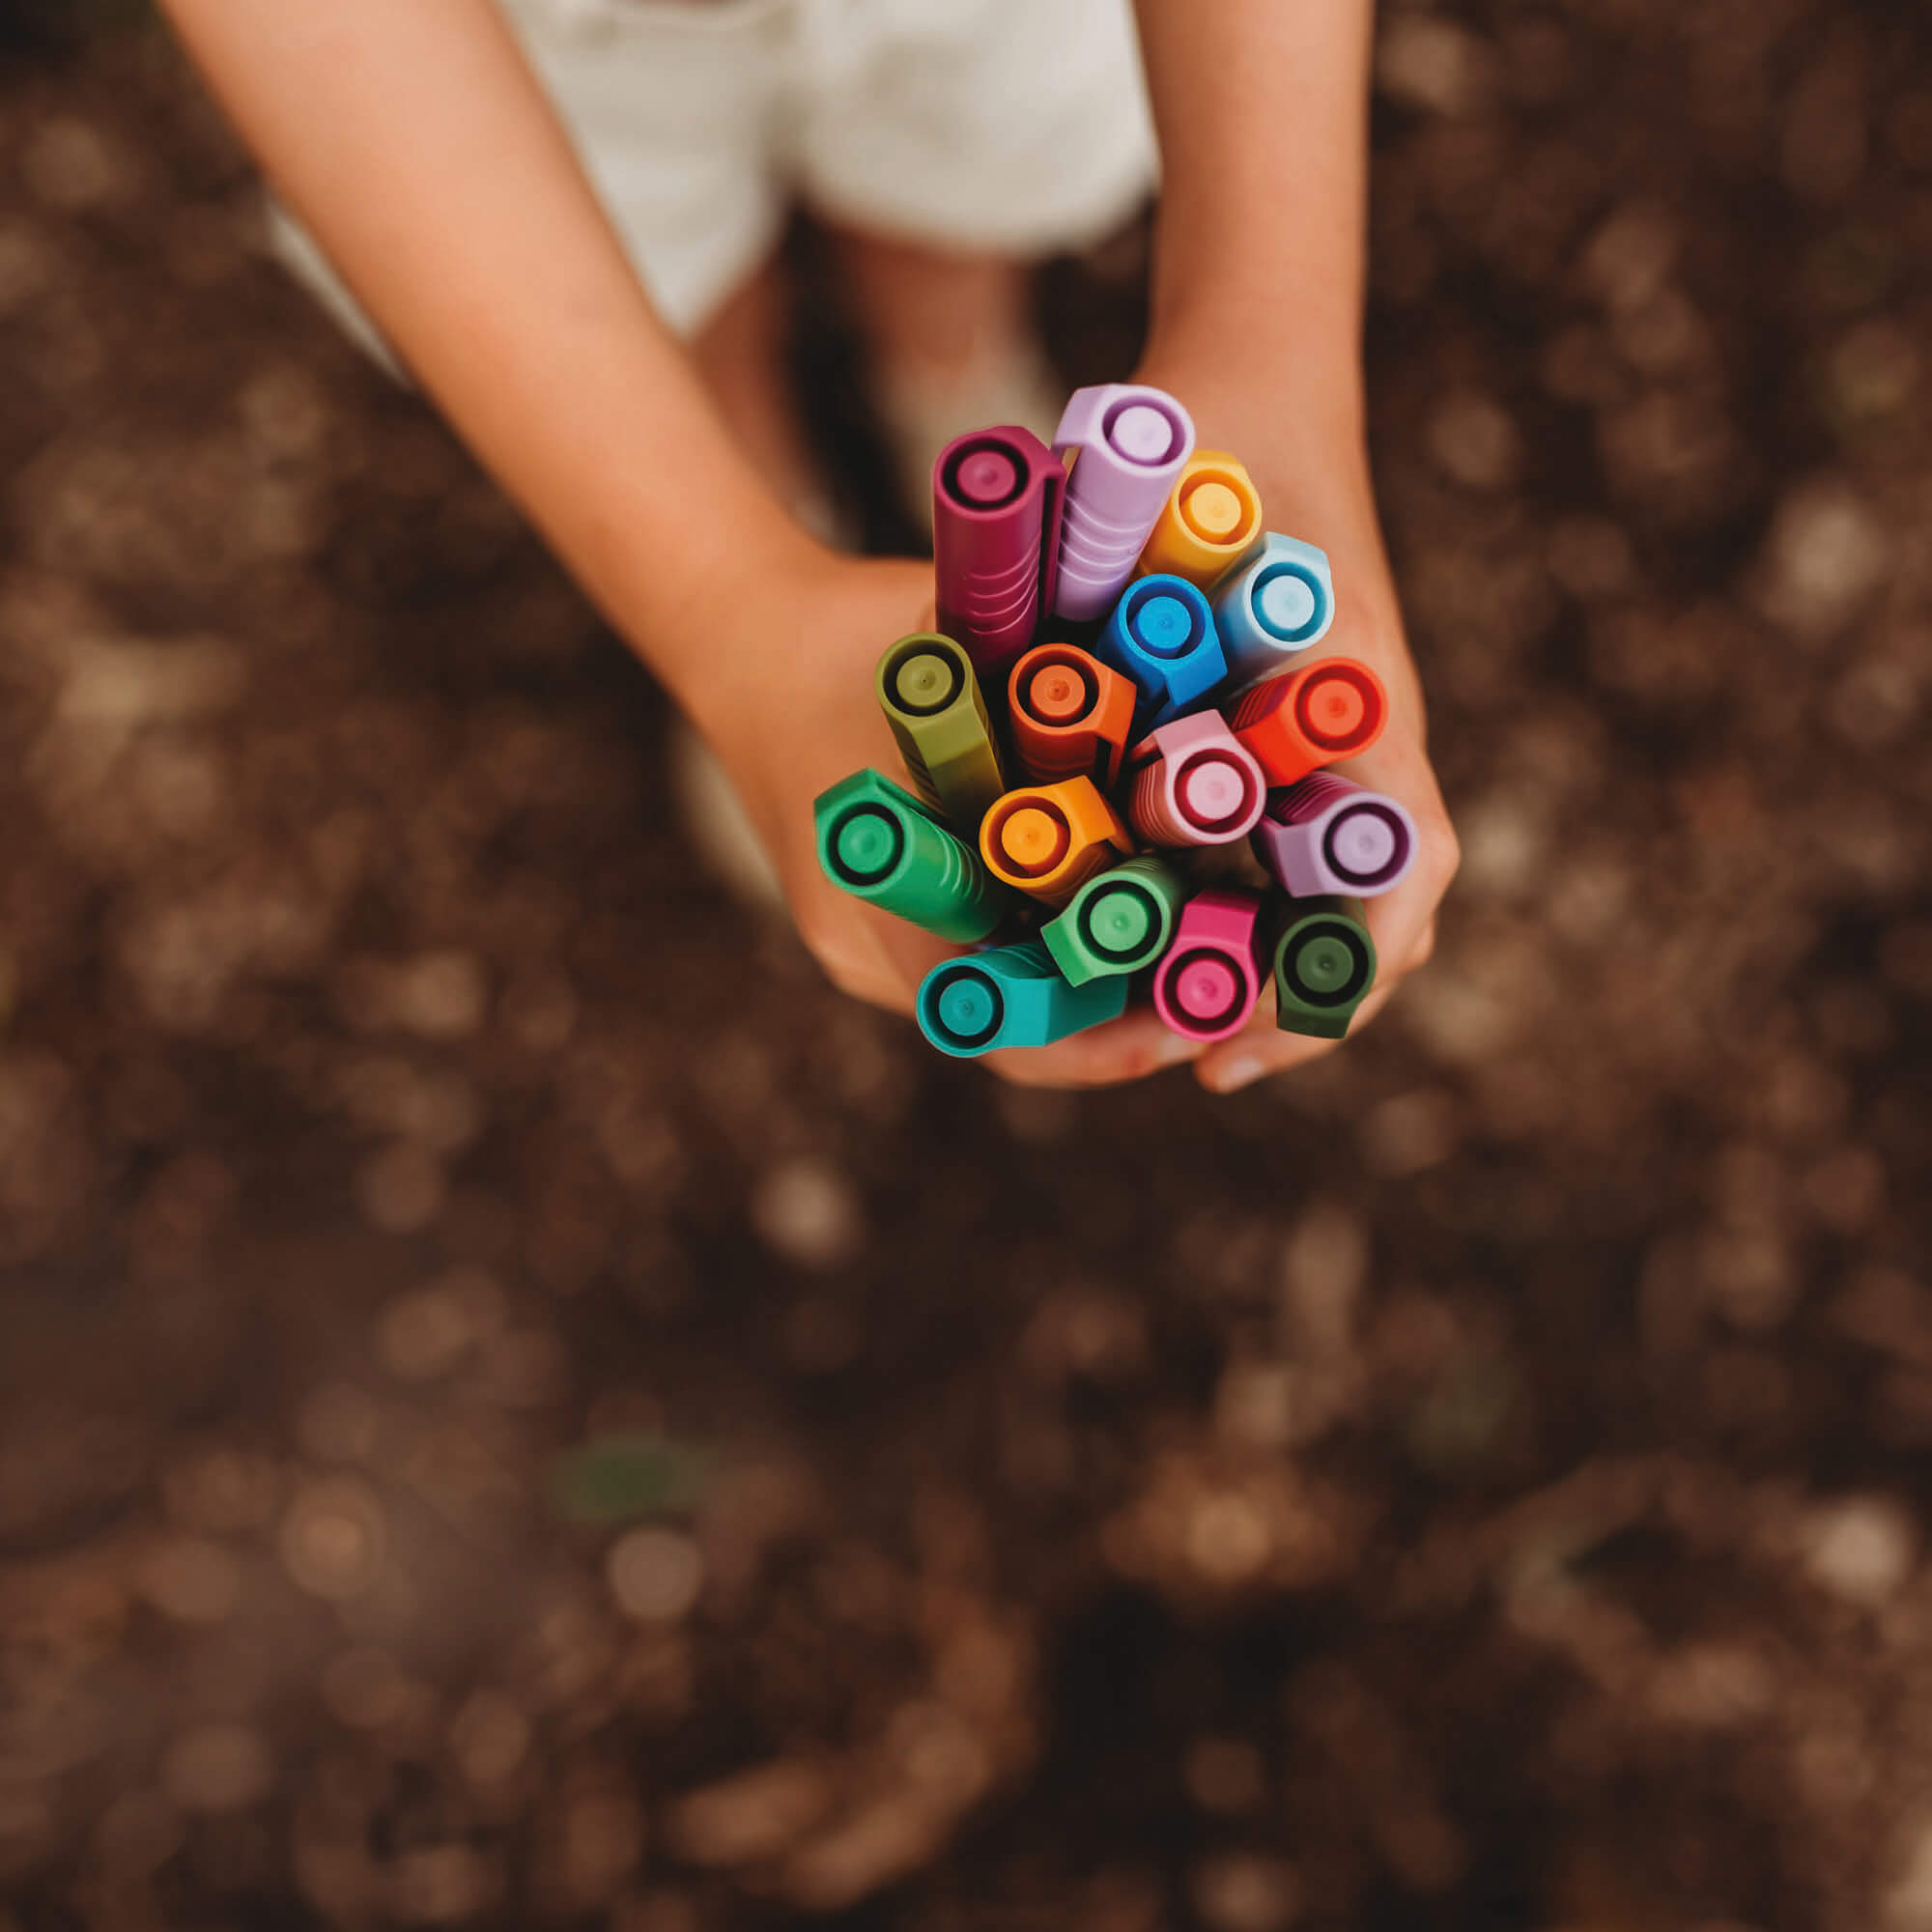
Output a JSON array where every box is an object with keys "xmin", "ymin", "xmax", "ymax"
[
  {"xmin": 917, "ymin": 939, "xmax": 1128, "ymax": 1058},
  {"xmin": 1270, "ymin": 895, "xmax": 1377, "ymax": 1039},
  {"xmin": 813, "ymin": 768, "xmax": 1006, "ymax": 944},
  {"xmin": 1041, "ymin": 854, "xmax": 1186, "ymax": 986},
  {"xmin": 875, "ymin": 633, "xmax": 1006, "ymax": 834}
]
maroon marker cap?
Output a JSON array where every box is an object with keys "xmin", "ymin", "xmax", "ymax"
[{"xmin": 933, "ymin": 427, "xmax": 1065, "ymax": 677}]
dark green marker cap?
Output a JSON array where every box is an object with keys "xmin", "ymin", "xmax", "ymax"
[
  {"xmin": 1270, "ymin": 896, "xmax": 1377, "ymax": 1039},
  {"xmin": 814, "ymin": 768, "xmax": 1006, "ymax": 943},
  {"xmin": 1040, "ymin": 854, "xmax": 1186, "ymax": 985},
  {"xmin": 875, "ymin": 633, "xmax": 1006, "ymax": 834}
]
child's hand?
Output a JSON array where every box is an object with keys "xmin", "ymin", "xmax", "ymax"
[
  {"xmin": 685, "ymin": 550, "xmax": 1204, "ymax": 1088},
  {"xmin": 1132, "ymin": 360, "xmax": 1462, "ymax": 1094}
]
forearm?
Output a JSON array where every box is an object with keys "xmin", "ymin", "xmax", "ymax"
[
  {"xmin": 158, "ymin": 0, "xmax": 812, "ymax": 717},
  {"xmin": 1133, "ymin": 1, "xmax": 1376, "ymax": 461}
]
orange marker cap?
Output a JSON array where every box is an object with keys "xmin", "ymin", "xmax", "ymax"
[
  {"xmin": 980, "ymin": 777, "xmax": 1133, "ymax": 907},
  {"xmin": 1008, "ymin": 642, "xmax": 1141, "ymax": 787},
  {"xmin": 1137, "ymin": 450, "xmax": 1265, "ymax": 591},
  {"xmin": 1230, "ymin": 657, "xmax": 1388, "ymax": 788}
]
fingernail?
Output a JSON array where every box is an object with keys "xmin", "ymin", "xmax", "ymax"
[{"xmin": 1206, "ymin": 1055, "xmax": 1266, "ymax": 1094}]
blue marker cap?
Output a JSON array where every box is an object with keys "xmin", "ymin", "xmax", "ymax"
[
  {"xmin": 1209, "ymin": 534, "xmax": 1335, "ymax": 693},
  {"xmin": 1094, "ymin": 574, "xmax": 1227, "ymax": 724}
]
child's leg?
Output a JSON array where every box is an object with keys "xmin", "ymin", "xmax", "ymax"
[{"xmin": 794, "ymin": 0, "xmax": 1158, "ymax": 513}]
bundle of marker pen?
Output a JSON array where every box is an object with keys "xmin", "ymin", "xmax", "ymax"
[{"xmin": 813, "ymin": 384, "xmax": 1414, "ymax": 1061}]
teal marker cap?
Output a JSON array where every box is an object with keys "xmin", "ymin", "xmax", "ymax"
[
  {"xmin": 1269, "ymin": 895, "xmax": 1377, "ymax": 1039},
  {"xmin": 1041, "ymin": 854, "xmax": 1186, "ymax": 985},
  {"xmin": 917, "ymin": 938, "xmax": 1128, "ymax": 1057},
  {"xmin": 814, "ymin": 768, "xmax": 1006, "ymax": 944}
]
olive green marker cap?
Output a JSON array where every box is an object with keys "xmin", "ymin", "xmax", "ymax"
[
  {"xmin": 814, "ymin": 768, "xmax": 1006, "ymax": 943},
  {"xmin": 1040, "ymin": 854, "xmax": 1186, "ymax": 985},
  {"xmin": 875, "ymin": 633, "xmax": 1006, "ymax": 834},
  {"xmin": 1270, "ymin": 895, "xmax": 1377, "ymax": 1039}
]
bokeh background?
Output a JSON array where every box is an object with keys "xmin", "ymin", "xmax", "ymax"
[{"xmin": 3, "ymin": 2, "xmax": 1930, "ymax": 1927}]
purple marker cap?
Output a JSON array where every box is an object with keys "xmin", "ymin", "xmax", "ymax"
[
  {"xmin": 933, "ymin": 426, "xmax": 1065, "ymax": 677},
  {"xmin": 1050, "ymin": 384, "xmax": 1197, "ymax": 624},
  {"xmin": 1251, "ymin": 772, "xmax": 1417, "ymax": 898}
]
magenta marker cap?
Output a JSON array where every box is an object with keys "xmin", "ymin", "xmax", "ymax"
[
  {"xmin": 933, "ymin": 426, "xmax": 1065, "ymax": 676},
  {"xmin": 1151, "ymin": 889, "xmax": 1264, "ymax": 1044},
  {"xmin": 1252, "ymin": 773, "xmax": 1417, "ymax": 899},
  {"xmin": 1050, "ymin": 384, "xmax": 1197, "ymax": 623},
  {"xmin": 1126, "ymin": 712, "xmax": 1267, "ymax": 847}
]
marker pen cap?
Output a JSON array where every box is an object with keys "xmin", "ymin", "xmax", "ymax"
[
  {"xmin": 979, "ymin": 776, "xmax": 1133, "ymax": 908},
  {"xmin": 1008, "ymin": 641, "xmax": 1140, "ymax": 788},
  {"xmin": 1252, "ymin": 772, "xmax": 1417, "ymax": 898},
  {"xmin": 1151, "ymin": 889, "xmax": 1264, "ymax": 1044},
  {"xmin": 933, "ymin": 426, "xmax": 1065, "ymax": 674},
  {"xmin": 1209, "ymin": 533, "xmax": 1336, "ymax": 691},
  {"xmin": 874, "ymin": 632, "xmax": 1006, "ymax": 833},
  {"xmin": 1230, "ymin": 657, "xmax": 1388, "ymax": 787},
  {"xmin": 1040, "ymin": 853, "xmax": 1187, "ymax": 985},
  {"xmin": 1139, "ymin": 450, "xmax": 1265, "ymax": 590},
  {"xmin": 1126, "ymin": 711, "xmax": 1267, "ymax": 847},
  {"xmin": 1095, "ymin": 573, "xmax": 1227, "ymax": 721},
  {"xmin": 917, "ymin": 939, "xmax": 1129, "ymax": 1057},
  {"xmin": 813, "ymin": 768, "xmax": 1006, "ymax": 943},
  {"xmin": 1051, "ymin": 384, "xmax": 1197, "ymax": 622},
  {"xmin": 1270, "ymin": 896, "xmax": 1378, "ymax": 1040}
]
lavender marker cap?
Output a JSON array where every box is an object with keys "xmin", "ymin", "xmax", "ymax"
[
  {"xmin": 1251, "ymin": 772, "xmax": 1417, "ymax": 898},
  {"xmin": 1050, "ymin": 384, "xmax": 1196, "ymax": 623}
]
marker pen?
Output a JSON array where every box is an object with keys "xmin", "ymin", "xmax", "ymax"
[
  {"xmin": 875, "ymin": 633, "xmax": 1005, "ymax": 832},
  {"xmin": 1151, "ymin": 889, "xmax": 1264, "ymax": 1044},
  {"xmin": 814, "ymin": 769, "xmax": 1006, "ymax": 943},
  {"xmin": 979, "ymin": 776, "xmax": 1133, "ymax": 908},
  {"xmin": 917, "ymin": 939, "xmax": 1129, "ymax": 1058},
  {"xmin": 1230, "ymin": 657, "xmax": 1387, "ymax": 787},
  {"xmin": 932, "ymin": 425, "xmax": 1064, "ymax": 675},
  {"xmin": 1252, "ymin": 773, "xmax": 1416, "ymax": 899},
  {"xmin": 1209, "ymin": 533, "xmax": 1335, "ymax": 690},
  {"xmin": 1050, "ymin": 384, "xmax": 1197, "ymax": 623},
  {"xmin": 1007, "ymin": 641, "xmax": 1139, "ymax": 788},
  {"xmin": 1138, "ymin": 449, "xmax": 1264, "ymax": 590},
  {"xmin": 1040, "ymin": 854, "xmax": 1186, "ymax": 985},
  {"xmin": 1095, "ymin": 573, "xmax": 1228, "ymax": 723},
  {"xmin": 1269, "ymin": 896, "xmax": 1378, "ymax": 1039},
  {"xmin": 1126, "ymin": 711, "xmax": 1267, "ymax": 848}
]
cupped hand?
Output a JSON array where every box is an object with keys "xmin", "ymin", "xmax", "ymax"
[
  {"xmin": 688, "ymin": 546, "xmax": 1205, "ymax": 1087},
  {"xmin": 1131, "ymin": 356, "xmax": 1461, "ymax": 1094}
]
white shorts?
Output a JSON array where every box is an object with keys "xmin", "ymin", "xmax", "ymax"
[{"xmin": 271, "ymin": 0, "xmax": 1157, "ymax": 346}]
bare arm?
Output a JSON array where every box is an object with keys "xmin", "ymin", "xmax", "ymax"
[
  {"xmin": 1134, "ymin": 0, "xmax": 1376, "ymax": 456},
  {"xmin": 1134, "ymin": 1, "xmax": 1460, "ymax": 1093},
  {"xmin": 156, "ymin": 0, "xmax": 814, "ymax": 725}
]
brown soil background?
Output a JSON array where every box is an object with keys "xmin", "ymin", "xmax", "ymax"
[{"xmin": 3, "ymin": 5, "xmax": 1930, "ymax": 1928}]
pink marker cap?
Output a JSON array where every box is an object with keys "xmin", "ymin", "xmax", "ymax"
[
  {"xmin": 1126, "ymin": 712, "xmax": 1266, "ymax": 847},
  {"xmin": 1151, "ymin": 889, "xmax": 1264, "ymax": 1043}
]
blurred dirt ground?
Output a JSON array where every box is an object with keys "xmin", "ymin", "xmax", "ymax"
[{"xmin": 2, "ymin": 4, "xmax": 1931, "ymax": 1928}]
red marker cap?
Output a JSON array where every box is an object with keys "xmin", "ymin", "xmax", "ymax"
[{"xmin": 1229, "ymin": 658, "xmax": 1387, "ymax": 787}]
